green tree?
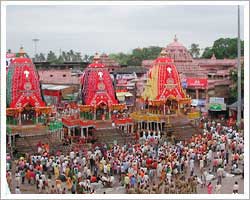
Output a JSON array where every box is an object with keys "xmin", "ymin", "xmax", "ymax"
[
  {"xmin": 202, "ymin": 38, "xmax": 244, "ymax": 59},
  {"xmin": 34, "ymin": 54, "xmax": 40, "ymax": 62},
  {"xmin": 67, "ymin": 52, "xmax": 71, "ymax": 61},
  {"xmin": 57, "ymin": 55, "xmax": 64, "ymax": 64},
  {"xmin": 62, "ymin": 51, "xmax": 67, "ymax": 61},
  {"xmin": 109, "ymin": 46, "xmax": 162, "ymax": 66},
  {"xmin": 189, "ymin": 43, "xmax": 200, "ymax": 58},
  {"xmin": 109, "ymin": 53, "xmax": 130, "ymax": 65},
  {"xmin": 46, "ymin": 51, "xmax": 57, "ymax": 64},
  {"xmin": 75, "ymin": 52, "xmax": 82, "ymax": 61},
  {"xmin": 229, "ymin": 66, "xmax": 244, "ymax": 104},
  {"xmin": 39, "ymin": 53, "xmax": 46, "ymax": 61},
  {"xmin": 83, "ymin": 54, "xmax": 90, "ymax": 62},
  {"xmin": 69, "ymin": 49, "xmax": 75, "ymax": 61}
]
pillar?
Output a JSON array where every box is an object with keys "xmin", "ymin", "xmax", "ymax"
[
  {"xmin": 81, "ymin": 127, "xmax": 84, "ymax": 137},
  {"xmin": 196, "ymin": 89, "xmax": 199, "ymax": 99},
  {"xmin": 163, "ymin": 104, "xmax": 166, "ymax": 115},
  {"xmin": 13, "ymin": 135, "xmax": 15, "ymax": 146},
  {"xmin": 68, "ymin": 127, "xmax": 71, "ymax": 136},
  {"xmin": 8, "ymin": 135, "xmax": 11, "ymax": 147},
  {"xmin": 109, "ymin": 109, "xmax": 111, "ymax": 120},
  {"xmin": 93, "ymin": 109, "xmax": 96, "ymax": 120},
  {"xmin": 86, "ymin": 127, "xmax": 89, "ymax": 137},
  {"xmin": 18, "ymin": 111, "xmax": 22, "ymax": 125},
  {"xmin": 205, "ymin": 88, "xmax": 209, "ymax": 104},
  {"xmin": 35, "ymin": 111, "xmax": 38, "ymax": 124}
]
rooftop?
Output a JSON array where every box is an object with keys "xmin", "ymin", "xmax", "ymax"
[{"xmin": 113, "ymin": 66, "xmax": 148, "ymax": 74}]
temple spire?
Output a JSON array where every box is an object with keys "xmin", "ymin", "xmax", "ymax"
[
  {"xmin": 93, "ymin": 52, "xmax": 100, "ymax": 63},
  {"xmin": 19, "ymin": 46, "xmax": 25, "ymax": 57},
  {"xmin": 160, "ymin": 49, "xmax": 167, "ymax": 57},
  {"xmin": 174, "ymin": 34, "xmax": 178, "ymax": 42}
]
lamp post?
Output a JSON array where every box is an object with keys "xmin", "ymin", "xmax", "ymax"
[
  {"xmin": 237, "ymin": 5, "xmax": 241, "ymax": 126},
  {"xmin": 32, "ymin": 38, "xmax": 40, "ymax": 61}
]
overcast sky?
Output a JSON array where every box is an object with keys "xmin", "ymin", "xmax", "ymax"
[{"xmin": 6, "ymin": 5, "xmax": 244, "ymax": 57}]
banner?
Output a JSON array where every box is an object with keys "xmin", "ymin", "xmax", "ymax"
[
  {"xmin": 209, "ymin": 97, "xmax": 224, "ymax": 104},
  {"xmin": 186, "ymin": 78, "xmax": 208, "ymax": 88},
  {"xmin": 209, "ymin": 103, "xmax": 226, "ymax": 111},
  {"xmin": 191, "ymin": 99, "xmax": 206, "ymax": 106}
]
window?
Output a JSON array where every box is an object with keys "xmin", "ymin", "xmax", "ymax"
[
  {"xmin": 63, "ymin": 74, "xmax": 66, "ymax": 77},
  {"xmin": 50, "ymin": 75, "xmax": 53, "ymax": 77}
]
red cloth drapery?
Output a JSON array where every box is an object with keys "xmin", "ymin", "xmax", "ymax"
[{"xmin": 9, "ymin": 58, "xmax": 45, "ymax": 108}]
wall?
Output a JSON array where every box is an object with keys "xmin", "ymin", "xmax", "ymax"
[{"xmin": 38, "ymin": 69, "xmax": 80, "ymax": 85}]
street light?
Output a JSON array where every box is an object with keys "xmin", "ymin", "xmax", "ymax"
[
  {"xmin": 237, "ymin": 5, "xmax": 241, "ymax": 126},
  {"xmin": 32, "ymin": 38, "xmax": 40, "ymax": 60}
]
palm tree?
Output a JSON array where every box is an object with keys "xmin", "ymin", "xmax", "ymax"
[
  {"xmin": 69, "ymin": 49, "xmax": 74, "ymax": 61},
  {"xmin": 67, "ymin": 52, "xmax": 71, "ymax": 61},
  {"xmin": 62, "ymin": 51, "xmax": 67, "ymax": 61},
  {"xmin": 75, "ymin": 52, "xmax": 82, "ymax": 61},
  {"xmin": 39, "ymin": 53, "xmax": 46, "ymax": 61},
  {"xmin": 83, "ymin": 54, "xmax": 90, "ymax": 62}
]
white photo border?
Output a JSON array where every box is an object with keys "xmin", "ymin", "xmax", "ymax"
[{"xmin": 1, "ymin": 1, "xmax": 249, "ymax": 199}]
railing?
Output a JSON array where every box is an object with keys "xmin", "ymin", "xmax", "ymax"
[
  {"xmin": 48, "ymin": 121, "xmax": 63, "ymax": 131},
  {"xmin": 80, "ymin": 112, "xmax": 93, "ymax": 120},
  {"xmin": 6, "ymin": 118, "xmax": 18, "ymax": 125}
]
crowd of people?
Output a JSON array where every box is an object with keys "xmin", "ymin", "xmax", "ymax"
[{"xmin": 6, "ymin": 117, "xmax": 244, "ymax": 194}]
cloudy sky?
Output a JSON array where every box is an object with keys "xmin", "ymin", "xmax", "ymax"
[{"xmin": 6, "ymin": 5, "xmax": 244, "ymax": 57}]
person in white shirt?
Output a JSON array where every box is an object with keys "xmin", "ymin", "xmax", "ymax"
[
  {"xmin": 233, "ymin": 181, "xmax": 239, "ymax": 194},
  {"xmin": 15, "ymin": 171, "xmax": 21, "ymax": 187},
  {"xmin": 70, "ymin": 151, "xmax": 75, "ymax": 161},
  {"xmin": 15, "ymin": 186, "xmax": 21, "ymax": 194},
  {"xmin": 38, "ymin": 178, "xmax": 43, "ymax": 193}
]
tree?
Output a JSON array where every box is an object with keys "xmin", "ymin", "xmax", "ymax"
[
  {"xmin": 75, "ymin": 52, "xmax": 82, "ymax": 61},
  {"xmin": 109, "ymin": 53, "xmax": 130, "ymax": 65},
  {"xmin": 62, "ymin": 51, "xmax": 67, "ymax": 61},
  {"xmin": 34, "ymin": 54, "xmax": 40, "ymax": 62},
  {"xmin": 57, "ymin": 55, "xmax": 64, "ymax": 64},
  {"xmin": 67, "ymin": 52, "xmax": 71, "ymax": 61},
  {"xmin": 39, "ymin": 53, "xmax": 46, "ymax": 61},
  {"xmin": 69, "ymin": 49, "xmax": 75, "ymax": 61},
  {"xmin": 229, "ymin": 66, "xmax": 244, "ymax": 104},
  {"xmin": 109, "ymin": 46, "xmax": 162, "ymax": 66},
  {"xmin": 189, "ymin": 43, "xmax": 200, "ymax": 58},
  {"xmin": 46, "ymin": 51, "xmax": 57, "ymax": 64},
  {"xmin": 201, "ymin": 47, "xmax": 213, "ymax": 58},
  {"xmin": 202, "ymin": 38, "xmax": 244, "ymax": 59},
  {"xmin": 83, "ymin": 54, "xmax": 90, "ymax": 62}
]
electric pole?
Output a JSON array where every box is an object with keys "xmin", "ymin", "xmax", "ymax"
[{"xmin": 237, "ymin": 5, "xmax": 241, "ymax": 126}]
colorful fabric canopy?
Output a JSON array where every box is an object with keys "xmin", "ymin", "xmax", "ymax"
[
  {"xmin": 80, "ymin": 55, "xmax": 118, "ymax": 107},
  {"xmin": 7, "ymin": 57, "xmax": 45, "ymax": 108},
  {"xmin": 143, "ymin": 56, "xmax": 189, "ymax": 102}
]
